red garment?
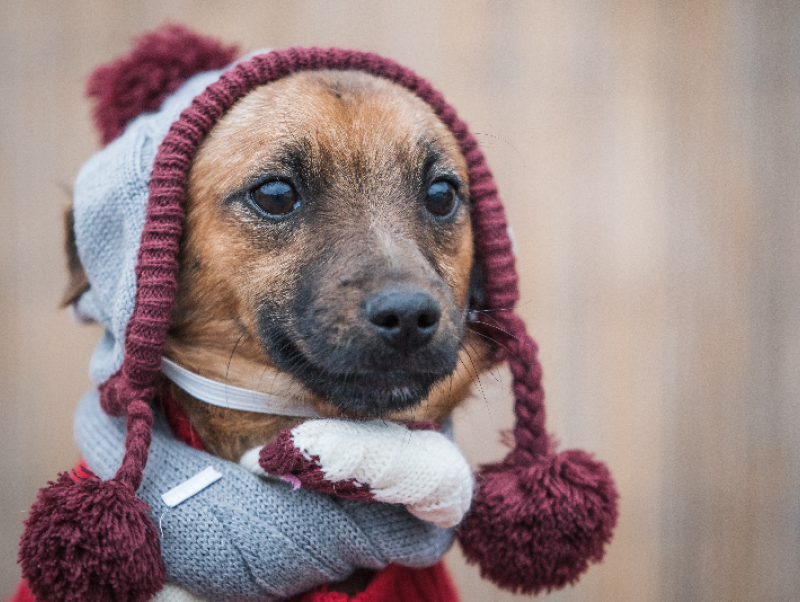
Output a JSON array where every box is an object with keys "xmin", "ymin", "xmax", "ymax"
[
  {"xmin": 9, "ymin": 562, "xmax": 458, "ymax": 602},
  {"xmin": 7, "ymin": 581, "xmax": 34, "ymax": 602},
  {"xmin": 290, "ymin": 563, "xmax": 458, "ymax": 602},
  {"xmin": 8, "ymin": 391, "xmax": 460, "ymax": 602}
]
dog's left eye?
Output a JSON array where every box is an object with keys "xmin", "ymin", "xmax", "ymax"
[
  {"xmin": 424, "ymin": 181, "xmax": 459, "ymax": 218},
  {"xmin": 249, "ymin": 180, "xmax": 299, "ymax": 216}
]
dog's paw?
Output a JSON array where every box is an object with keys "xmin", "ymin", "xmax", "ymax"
[{"xmin": 257, "ymin": 419, "xmax": 474, "ymax": 528}]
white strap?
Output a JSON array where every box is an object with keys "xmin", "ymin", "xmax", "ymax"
[{"xmin": 161, "ymin": 357, "xmax": 320, "ymax": 418}]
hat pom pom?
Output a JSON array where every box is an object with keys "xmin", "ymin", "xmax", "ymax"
[
  {"xmin": 458, "ymin": 449, "xmax": 618, "ymax": 594},
  {"xmin": 19, "ymin": 471, "xmax": 166, "ymax": 602},
  {"xmin": 87, "ymin": 23, "xmax": 239, "ymax": 145}
]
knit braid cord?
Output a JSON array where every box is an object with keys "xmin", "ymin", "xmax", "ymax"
[
  {"xmin": 116, "ymin": 399, "xmax": 155, "ymax": 492},
  {"xmin": 504, "ymin": 328, "xmax": 549, "ymax": 463}
]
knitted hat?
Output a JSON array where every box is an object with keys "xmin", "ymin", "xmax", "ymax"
[{"xmin": 19, "ymin": 25, "xmax": 617, "ymax": 602}]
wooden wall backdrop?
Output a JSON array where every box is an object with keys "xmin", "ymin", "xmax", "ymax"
[{"xmin": 2, "ymin": 1, "xmax": 798, "ymax": 600}]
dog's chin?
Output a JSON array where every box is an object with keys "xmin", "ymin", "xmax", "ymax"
[
  {"xmin": 264, "ymin": 328, "xmax": 454, "ymax": 417},
  {"xmin": 307, "ymin": 371, "xmax": 443, "ymax": 417}
]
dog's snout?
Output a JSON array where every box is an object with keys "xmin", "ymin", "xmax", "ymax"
[{"xmin": 365, "ymin": 289, "xmax": 441, "ymax": 353}]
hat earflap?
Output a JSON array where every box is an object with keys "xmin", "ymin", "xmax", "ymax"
[
  {"xmin": 18, "ymin": 26, "xmax": 238, "ymax": 602},
  {"xmin": 457, "ymin": 312, "xmax": 619, "ymax": 594}
]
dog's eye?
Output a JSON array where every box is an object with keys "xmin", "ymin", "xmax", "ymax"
[
  {"xmin": 250, "ymin": 180, "xmax": 299, "ymax": 216},
  {"xmin": 424, "ymin": 181, "xmax": 458, "ymax": 218}
]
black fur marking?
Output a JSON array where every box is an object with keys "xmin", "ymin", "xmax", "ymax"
[{"xmin": 258, "ymin": 313, "xmax": 453, "ymax": 416}]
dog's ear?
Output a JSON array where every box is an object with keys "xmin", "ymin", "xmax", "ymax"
[{"xmin": 61, "ymin": 205, "xmax": 90, "ymax": 308}]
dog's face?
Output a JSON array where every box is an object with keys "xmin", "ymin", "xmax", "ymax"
[{"xmin": 163, "ymin": 70, "xmax": 490, "ymax": 458}]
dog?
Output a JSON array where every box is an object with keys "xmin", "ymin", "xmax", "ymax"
[
  {"xmin": 62, "ymin": 68, "xmax": 493, "ymax": 598},
  {"xmin": 14, "ymin": 31, "xmax": 618, "ymax": 602}
]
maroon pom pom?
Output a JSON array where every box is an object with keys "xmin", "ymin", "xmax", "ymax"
[
  {"xmin": 19, "ymin": 471, "xmax": 166, "ymax": 602},
  {"xmin": 87, "ymin": 24, "xmax": 239, "ymax": 145},
  {"xmin": 458, "ymin": 450, "xmax": 618, "ymax": 594}
]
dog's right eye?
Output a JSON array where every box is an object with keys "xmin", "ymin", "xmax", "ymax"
[{"xmin": 249, "ymin": 180, "xmax": 299, "ymax": 217}]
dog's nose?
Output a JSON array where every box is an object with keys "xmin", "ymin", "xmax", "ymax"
[{"xmin": 366, "ymin": 289, "xmax": 441, "ymax": 353}]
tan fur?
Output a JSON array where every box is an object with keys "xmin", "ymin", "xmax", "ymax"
[{"xmin": 163, "ymin": 70, "xmax": 492, "ymax": 462}]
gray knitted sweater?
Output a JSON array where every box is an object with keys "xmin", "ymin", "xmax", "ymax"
[{"xmin": 75, "ymin": 389, "xmax": 454, "ymax": 601}]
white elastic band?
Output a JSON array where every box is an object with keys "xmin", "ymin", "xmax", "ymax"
[{"xmin": 161, "ymin": 357, "xmax": 320, "ymax": 418}]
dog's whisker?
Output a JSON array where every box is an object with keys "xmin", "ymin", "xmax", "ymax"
[
  {"xmin": 465, "ymin": 307, "xmax": 514, "ymax": 315},
  {"xmin": 457, "ymin": 342, "xmax": 487, "ymax": 405},
  {"xmin": 464, "ymin": 325, "xmax": 515, "ymax": 356},
  {"xmin": 471, "ymin": 132, "xmax": 525, "ymax": 166},
  {"xmin": 463, "ymin": 339, "xmax": 502, "ymax": 384},
  {"xmin": 460, "ymin": 343, "xmax": 485, "ymax": 392},
  {"xmin": 255, "ymin": 361, "xmax": 272, "ymax": 393},
  {"xmin": 225, "ymin": 333, "xmax": 247, "ymax": 389},
  {"xmin": 457, "ymin": 354, "xmax": 488, "ymax": 409},
  {"xmin": 464, "ymin": 299, "xmax": 535, "ymax": 316},
  {"xmin": 467, "ymin": 320, "xmax": 534, "ymax": 350}
]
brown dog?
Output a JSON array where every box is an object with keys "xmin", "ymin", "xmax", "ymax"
[
  {"xmin": 28, "ymin": 34, "xmax": 613, "ymax": 602},
  {"xmin": 66, "ymin": 69, "xmax": 491, "ymax": 463}
]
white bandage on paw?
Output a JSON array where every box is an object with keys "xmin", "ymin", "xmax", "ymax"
[{"xmin": 290, "ymin": 419, "xmax": 474, "ymax": 528}]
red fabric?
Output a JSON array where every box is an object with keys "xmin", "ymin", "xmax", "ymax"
[
  {"xmin": 7, "ymin": 581, "xmax": 35, "ymax": 602},
  {"xmin": 289, "ymin": 563, "xmax": 458, "ymax": 602},
  {"xmin": 159, "ymin": 380, "xmax": 207, "ymax": 452},
  {"xmin": 8, "ymin": 563, "xmax": 458, "ymax": 602}
]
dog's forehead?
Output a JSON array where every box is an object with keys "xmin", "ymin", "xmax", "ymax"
[{"xmin": 190, "ymin": 70, "xmax": 467, "ymax": 195}]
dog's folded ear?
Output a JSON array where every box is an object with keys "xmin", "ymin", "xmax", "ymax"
[{"xmin": 61, "ymin": 205, "xmax": 90, "ymax": 308}]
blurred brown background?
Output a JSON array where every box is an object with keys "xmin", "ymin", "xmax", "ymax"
[{"xmin": 2, "ymin": 1, "xmax": 799, "ymax": 600}]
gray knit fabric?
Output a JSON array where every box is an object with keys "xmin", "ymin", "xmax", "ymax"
[
  {"xmin": 72, "ymin": 66, "xmax": 225, "ymax": 385},
  {"xmin": 75, "ymin": 390, "xmax": 454, "ymax": 601}
]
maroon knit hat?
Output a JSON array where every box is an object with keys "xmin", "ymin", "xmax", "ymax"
[{"xmin": 19, "ymin": 25, "xmax": 617, "ymax": 602}]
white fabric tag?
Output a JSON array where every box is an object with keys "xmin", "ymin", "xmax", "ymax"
[
  {"xmin": 161, "ymin": 466, "xmax": 223, "ymax": 508},
  {"xmin": 161, "ymin": 357, "xmax": 320, "ymax": 418}
]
